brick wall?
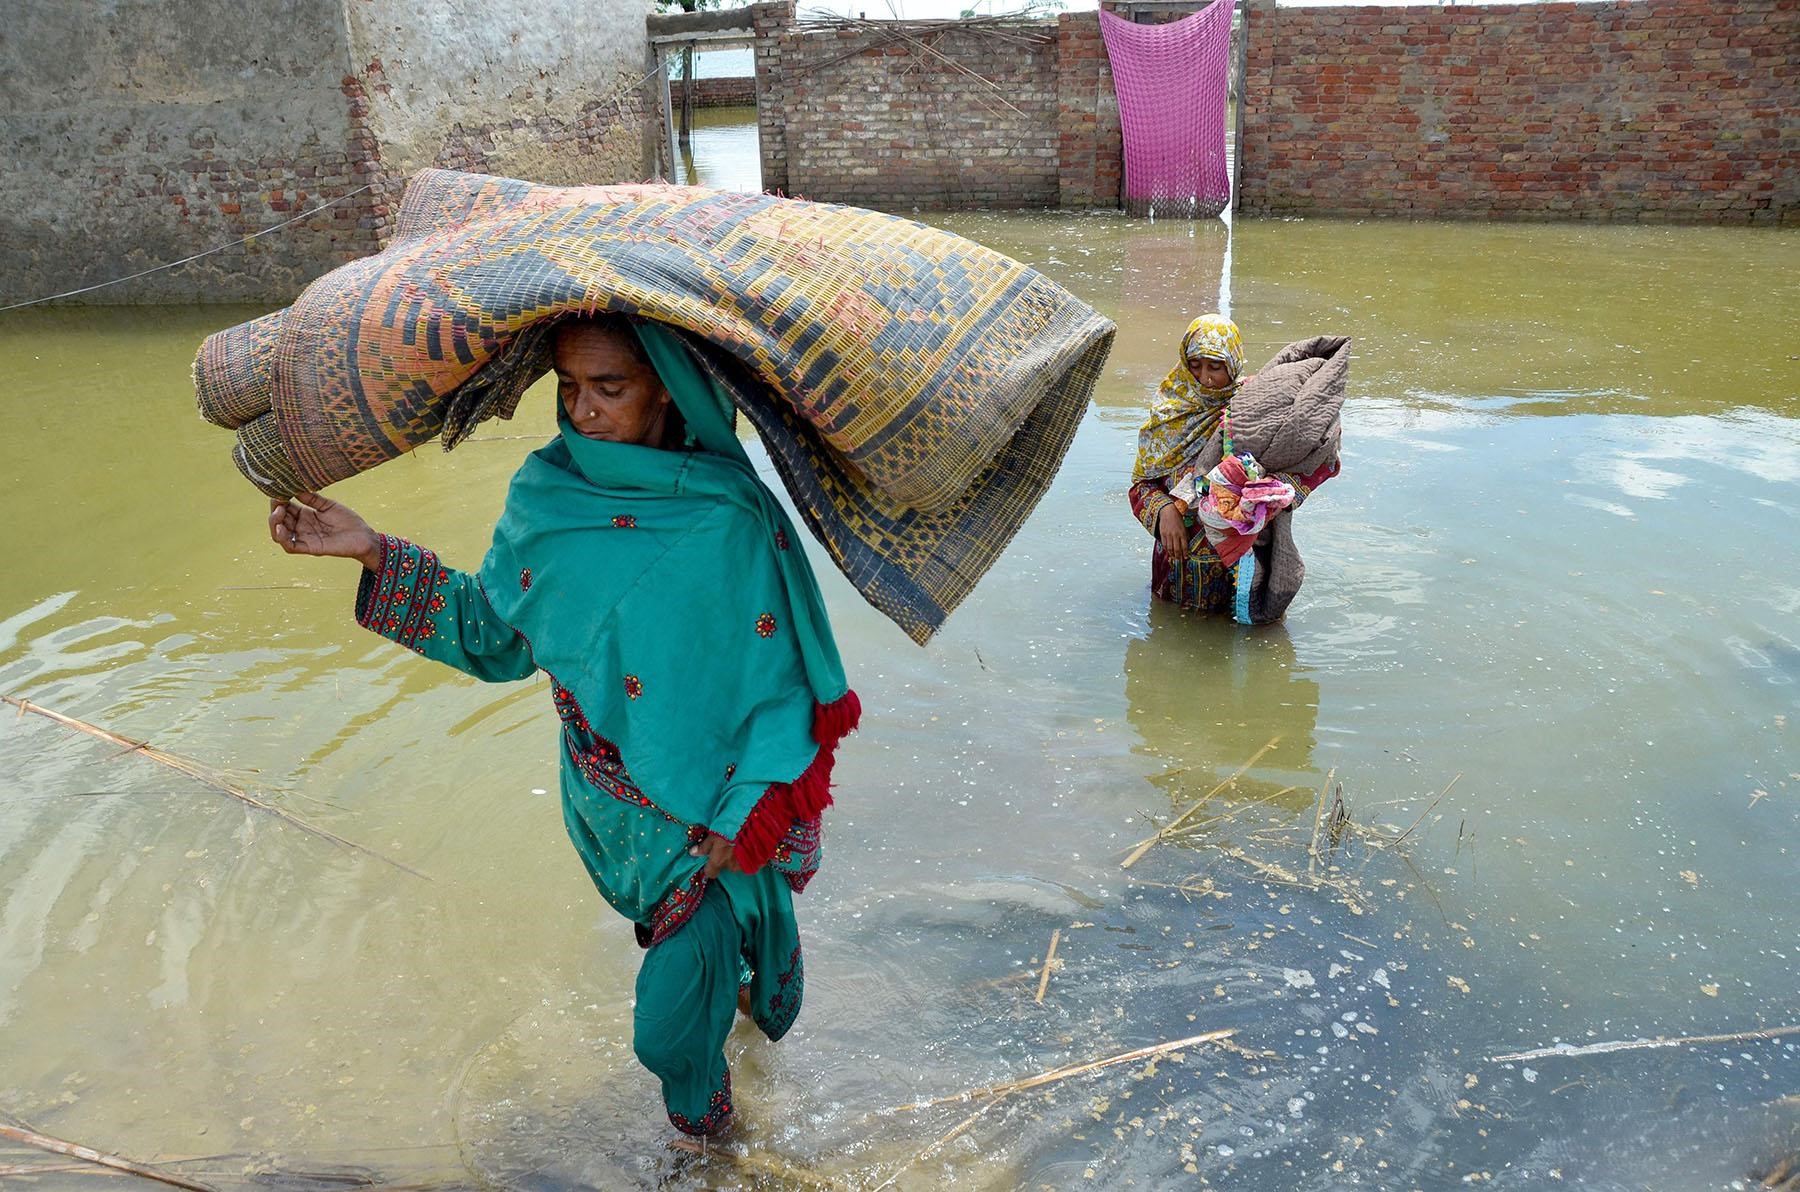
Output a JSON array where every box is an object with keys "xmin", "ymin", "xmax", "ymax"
[
  {"xmin": 753, "ymin": 7, "xmax": 1121, "ymax": 208},
  {"xmin": 753, "ymin": 1, "xmax": 795, "ymax": 194},
  {"xmin": 1057, "ymin": 11, "xmax": 1124, "ymax": 209},
  {"xmin": 674, "ymin": 77, "xmax": 758, "ymax": 107},
  {"xmin": 776, "ymin": 19, "xmax": 1064, "ymax": 207},
  {"xmin": 1240, "ymin": 0, "xmax": 1799, "ymax": 223}
]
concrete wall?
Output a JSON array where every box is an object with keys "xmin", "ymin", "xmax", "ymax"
[
  {"xmin": 0, "ymin": 0, "xmax": 659, "ymax": 305},
  {"xmin": 345, "ymin": 0, "xmax": 659, "ymax": 243},
  {"xmin": 1240, "ymin": 0, "xmax": 1799, "ymax": 223}
]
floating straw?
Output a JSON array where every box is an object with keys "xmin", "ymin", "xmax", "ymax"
[
  {"xmin": 1490, "ymin": 1023, "xmax": 1800, "ymax": 1065},
  {"xmin": 885, "ymin": 1028, "xmax": 1237, "ymax": 1114},
  {"xmin": 1033, "ymin": 928, "xmax": 1062, "ymax": 1005},
  {"xmin": 0, "ymin": 1123, "xmax": 219, "ymax": 1192},
  {"xmin": 1121, "ymin": 736, "xmax": 1280, "ymax": 869}
]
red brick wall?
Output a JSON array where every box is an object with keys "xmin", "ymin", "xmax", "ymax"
[
  {"xmin": 1057, "ymin": 11, "xmax": 1123, "ymax": 209},
  {"xmin": 752, "ymin": 8, "xmax": 1120, "ymax": 209},
  {"xmin": 777, "ymin": 20, "xmax": 1065, "ymax": 207},
  {"xmin": 1240, "ymin": 0, "xmax": 1799, "ymax": 223},
  {"xmin": 674, "ymin": 77, "xmax": 758, "ymax": 108}
]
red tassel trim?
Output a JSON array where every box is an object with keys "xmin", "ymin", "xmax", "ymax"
[
  {"xmin": 732, "ymin": 691, "xmax": 861, "ymax": 874},
  {"xmin": 812, "ymin": 689, "xmax": 862, "ymax": 748}
]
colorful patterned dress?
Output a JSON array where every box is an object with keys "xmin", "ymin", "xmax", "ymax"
[{"xmin": 1128, "ymin": 467, "xmax": 1330, "ymax": 613}]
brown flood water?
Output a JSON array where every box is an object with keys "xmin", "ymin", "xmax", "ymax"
[{"xmin": 1, "ymin": 115, "xmax": 1797, "ymax": 1188}]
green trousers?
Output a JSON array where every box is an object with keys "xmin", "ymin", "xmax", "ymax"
[{"xmin": 633, "ymin": 868, "xmax": 805, "ymax": 1135}]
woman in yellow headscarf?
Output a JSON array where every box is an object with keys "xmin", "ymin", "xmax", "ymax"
[{"xmin": 1128, "ymin": 315, "xmax": 1332, "ymax": 614}]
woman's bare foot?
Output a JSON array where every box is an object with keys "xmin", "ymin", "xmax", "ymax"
[{"xmin": 737, "ymin": 986, "xmax": 752, "ymax": 1017}]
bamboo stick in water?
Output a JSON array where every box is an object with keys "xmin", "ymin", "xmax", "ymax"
[{"xmin": 4, "ymin": 694, "xmax": 428, "ymax": 881}]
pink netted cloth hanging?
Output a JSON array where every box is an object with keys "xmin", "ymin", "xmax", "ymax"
[{"xmin": 1100, "ymin": 0, "xmax": 1234, "ymax": 219}]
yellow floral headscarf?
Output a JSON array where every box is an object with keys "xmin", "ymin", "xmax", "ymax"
[{"xmin": 1132, "ymin": 314, "xmax": 1243, "ymax": 484}]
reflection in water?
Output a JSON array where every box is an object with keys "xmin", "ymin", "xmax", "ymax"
[
  {"xmin": 1124, "ymin": 601, "xmax": 1319, "ymax": 809},
  {"xmin": 676, "ymin": 105, "xmax": 763, "ymax": 192}
]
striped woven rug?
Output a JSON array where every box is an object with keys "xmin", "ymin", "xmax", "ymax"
[{"xmin": 195, "ymin": 170, "xmax": 1114, "ymax": 643}]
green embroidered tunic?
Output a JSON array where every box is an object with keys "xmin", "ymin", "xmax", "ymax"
[
  {"xmin": 354, "ymin": 535, "xmax": 744, "ymax": 939},
  {"xmin": 347, "ymin": 322, "xmax": 859, "ymax": 1136}
]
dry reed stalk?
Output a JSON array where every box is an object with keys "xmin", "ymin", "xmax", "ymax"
[
  {"xmin": 1124, "ymin": 875, "xmax": 1225, "ymax": 902},
  {"xmin": 1171, "ymin": 784, "xmax": 1302, "ymax": 841},
  {"xmin": 0, "ymin": 1124, "xmax": 218, "ymax": 1192},
  {"xmin": 1207, "ymin": 840, "xmax": 1367, "ymax": 915},
  {"xmin": 868, "ymin": 1095, "xmax": 1013, "ymax": 1192},
  {"xmin": 1387, "ymin": 773, "xmax": 1462, "ymax": 848},
  {"xmin": 1121, "ymin": 737, "xmax": 1280, "ymax": 869},
  {"xmin": 885, "ymin": 1029, "xmax": 1237, "ymax": 1113},
  {"xmin": 4, "ymin": 695, "xmax": 428, "ymax": 881},
  {"xmin": 1033, "ymin": 928, "xmax": 1062, "ymax": 1005},
  {"xmin": 666, "ymin": 1138, "xmax": 844, "ymax": 1189},
  {"xmin": 1489, "ymin": 1023, "xmax": 1800, "ymax": 1065},
  {"xmin": 1306, "ymin": 767, "xmax": 1337, "ymax": 879}
]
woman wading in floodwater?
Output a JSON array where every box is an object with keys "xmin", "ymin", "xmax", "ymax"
[
  {"xmin": 1128, "ymin": 315, "xmax": 1341, "ymax": 621},
  {"xmin": 267, "ymin": 315, "xmax": 859, "ymax": 1138}
]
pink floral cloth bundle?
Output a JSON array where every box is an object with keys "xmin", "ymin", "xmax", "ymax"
[{"xmin": 1172, "ymin": 453, "xmax": 1295, "ymax": 566}]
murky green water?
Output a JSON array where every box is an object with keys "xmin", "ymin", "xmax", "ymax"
[{"xmin": 2, "ymin": 120, "xmax": 1797, "ymax": 1190}]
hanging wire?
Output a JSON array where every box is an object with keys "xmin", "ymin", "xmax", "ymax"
[{"xmin": 0, "ymin": 184, "xmax": 376, "ymax": 314}]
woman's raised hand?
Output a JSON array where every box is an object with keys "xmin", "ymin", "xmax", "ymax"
[{"xmin": 268, "ymin": 493, "xmax": 383, "ymax": 571}]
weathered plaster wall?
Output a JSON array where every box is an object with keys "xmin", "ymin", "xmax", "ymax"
[
  {"xmin": 345, "ymin": 0, "xmax": 658, "ymax": 242},
  {"xmin": 1240, "ymin": 0, "xmax": 1800, "ymax": 223},
  {"xmin": 0, "ymin": 0, "xmax": 659, "ymax": 305},
  {"xmin": 0, "ymin": 0, "xmax": 368, "ymax": 303}
]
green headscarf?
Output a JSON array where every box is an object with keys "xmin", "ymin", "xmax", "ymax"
[{"xmin": 477, "ymin": 321, "xmax": 858, "ymax": 870}]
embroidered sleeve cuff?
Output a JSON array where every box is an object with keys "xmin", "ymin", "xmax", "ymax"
[
  {"xmin": 1134, "ymin": 489, "xmax": 1173, "ymax": 533},
  {"xmin": 354, "ymin": 534, "xmax": 448, "ymax": 652}
]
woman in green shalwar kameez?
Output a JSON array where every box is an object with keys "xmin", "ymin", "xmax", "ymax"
[{"xmin": 268, "ymin": 316, "xmax": 860, "ymax": 1138}]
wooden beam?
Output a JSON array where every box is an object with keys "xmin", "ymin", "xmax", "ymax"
[
  {"xmin": 648, "ymin": 28, "xmax": 756, "ymax": 47},
  {"xmin": 656, "ymin": 46, "xmax": 677, "ymax": 181}
]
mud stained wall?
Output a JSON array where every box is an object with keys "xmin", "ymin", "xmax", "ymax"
[
  {"xmin": 1239, "ymin": 0, "xmax": 1800, "ymax": 224},
  {"xmin": 0, "ymin": 0, "xmax": 365, "ymax": 304},
  {"xmin": 344, "ymin": 0, "xmax": 659, "ymax": 242},
  {"xmin": 0, "ymin": 0, "xmax": 658, "ymax": 304}
]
